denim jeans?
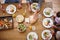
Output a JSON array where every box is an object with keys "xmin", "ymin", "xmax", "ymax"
[
  {"xmin": 26, "ymin": 0, "xmax": 44, "ymax": 7},
  {"xmin": 5, "ymin": 0, "xmax": 20, "ymax": 3}
]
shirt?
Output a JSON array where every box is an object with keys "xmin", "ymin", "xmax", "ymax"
[
  {"xmin": 55, "ymin": 17, "xmax": 60, "ymax": 24},
  {"xmin": 56, "ymin": 31, "xmax": 60, "ymax": 40}
]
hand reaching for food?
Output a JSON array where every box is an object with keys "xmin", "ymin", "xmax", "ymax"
[
  {"xmin": 17, "ymin": 4, "xmax": 22, "ymax": 9},
  {"xmin": 29, "ymin": 11, "xmax": 38, "ymax": 24}
]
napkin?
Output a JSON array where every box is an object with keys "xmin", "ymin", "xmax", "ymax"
[{"xmin": 25, "ymin": 18, "xmax": 29, "ymax": 23}]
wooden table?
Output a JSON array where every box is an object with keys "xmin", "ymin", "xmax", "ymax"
[{"xmin": 0, "ymin": 3, "xmax": 54, "ymax": 40}]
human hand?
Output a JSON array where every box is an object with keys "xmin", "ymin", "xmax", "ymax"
[
  {"xmin": 17, "ymin": 3, "xmax": 22, "ymax": 9},
  {"xmin": 52, "ymin": 25, "xmax": 57, "ymax": 28},
  {"xmin": 35, "ymin": 10, "xmax": 40, "ymax": 13},
  {"xmin": 50, "ymin": 29, "xmax": 55, "ymax": 36}
]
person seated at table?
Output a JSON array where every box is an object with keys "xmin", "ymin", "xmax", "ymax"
[
  {"xmin": 52, "ymin": 12, "xmax": 60, "ymax": 40},
  {"xmin": 0, "ymin": 0, "xmax": 22, "ymax": 8},
  {"xmin": 54, "ymin": 12, "xmax": 60, "ymax": 26},
  {"xmin": 52, "ymin": 25, "xmax": 60, "ymax": 40},
  {"xmin": 56, "ymin": 31, "xmax": 60, "ymax": 40},
  {"xmin": 26, "ymin": 0, "xmax": 44, "ymax": 12}
]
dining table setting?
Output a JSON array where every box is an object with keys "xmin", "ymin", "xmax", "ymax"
[{"xmin": 0, "ymin": 1, "xmax": 55, "ymax": 40}]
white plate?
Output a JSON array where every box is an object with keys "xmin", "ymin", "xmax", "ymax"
[
  {"xmin": 31, "ymin": 3, "xmax": 40, "ymax": 12},
  {"xmin": 42, "ymin": 30, "xmax": 52, "ymax": 40},
  {"xmin": 6, "ymin": 4, "xmax": 16, "ymax": 14},
  {"xmin": 16, "ymin": 15, "xmax": 24, "ymax": 22},
  {"xmin": 42, "ymin": 18, "xmax": 53, "ymax": 28},
  {"xmin": 27, "ymin": 32, "xmax": 38, "ymax": 40},
  {"xmin": 43, "ymin": 8, "xmax": 54, "ymax": 17}
]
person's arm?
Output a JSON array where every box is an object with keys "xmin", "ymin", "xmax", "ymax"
[
  {"xmin": 52, "ymin": 26, "xmax": 60, "ymax": 31},
  {"xmin": 27, "ymin": 0, "xmax": 31, "ymax": 7},
  {"xmin": 55, "ymin": 27, "xmax": 60, "ymax": 31}
]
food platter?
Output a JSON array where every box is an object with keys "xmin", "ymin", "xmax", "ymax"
[{"xmin": 0, "ymin": 16, "xmax": 13, "ymax": 30}]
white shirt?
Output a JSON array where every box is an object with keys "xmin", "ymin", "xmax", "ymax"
[{"xmin": 56, "ymin": 31, "xmax": 60, "ymax": 40}]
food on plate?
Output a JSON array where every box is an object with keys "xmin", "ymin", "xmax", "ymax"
[
  {"xmin": 6, "ymin": 4, "xmax": 16, "ymax": 14},
  {"xmin": 43, "ymin": 8, "xmax": 53, "ymax": 17},
  {"xmin": 32, "ymin": 4, "xmax": 37, "ymax": 10},
  {"xmin": 29, "ymin": 34, "xmax": 37, "ymax": 40},
  {"xmin": 27, "ymin": 32, "xmax": 38, "ymax": 40},
  {"xmin": 18, "ymin": 24, "xmax": 26, "ymax": 32},
  {"xmin": 43, "ymin": 18, "xmax": 53, "ymax": 28},
  {"xmin": 4, "ymin": 24, "xmax": 8, "ymax": 29},
  {"xmin": 0, "ymin": 16, "xmax": 13, "ymax": 30},
  {"xmin": 4, "ymin": 18, "xmax": 8, "ymax": 22},
  {"xmin": 29, "ymin": 35, "xmax": 33, "ymax": 40},
  {"xmin": 44, "ymin": 20, "xmax": 50, "ymax": 26},
  {"xmin": 44, "ymin": 9, "xmax": 51, "ymax": 15},
  {"xmin": 29, "ymin": 35, "xmax": 36, "ymax": 40},
  {"xmin": 31, "ymin": 3, "xmax": 40, "ymax": 12},
  {"xmin": 16, "ymin": 15, "xmax": 24, "ymax": 22},
  {"xmin": 10, "ymin": 6, "xmax": 14, "ymax": 12},
  {"xmin": 42, "ymin": 30, "xmax": 52, "ymax": 40},
  {"xmin": 44, "ymin": 32, "xmax": 50, "ymax": 38}
]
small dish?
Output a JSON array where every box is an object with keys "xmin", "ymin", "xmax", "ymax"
[{"xmin": 16, "ymin": 15, "xmax": 24, "ymax": 23}]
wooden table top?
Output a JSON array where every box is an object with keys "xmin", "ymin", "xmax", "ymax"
[{"xmin": 0, "ymin": 3, "xmax": 54, "ymax": 40}]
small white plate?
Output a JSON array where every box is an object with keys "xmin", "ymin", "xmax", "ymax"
[
  {"xmin": 43, "ymin": 8, "xmax": 54, "ymax": 17},
  {"xmin": 42, "ymin": 30, "xmax": 52, "ymax": 40},
  {"xmin": 31, "ymin": 3, "xmax": 40, "ymax": 12},
  {"xmin": 25, "ymin": 18, "xmax": 29, "ymax": 23},
  {"xmin": 27, "ymin": 32, "xmax": 38, "ymax": 40},
  {"xmin": 42, "ymin": 18, "xmax": 53, "ymax": 28},
  {"xmin": 16, "ymin": 15, "xmax": 24, "ymax": 22},
  {"xmin": 6, "ymin": 4, "xmax": 16, "ymax": 14}
]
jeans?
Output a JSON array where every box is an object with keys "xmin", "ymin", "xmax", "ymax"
[
  {"xmin": 5, "ymin": 0, "xmax": 20, "ymax": 3},
  {"xmin": 26, "ymin": 0, "xmax": 44, "ymax": 7}
]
